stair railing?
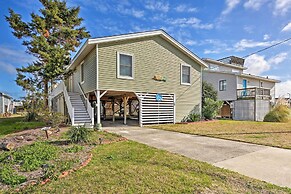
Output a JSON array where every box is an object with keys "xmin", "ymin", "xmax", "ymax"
[
  {"xmin": 61, "ymin": 81, "xmax": 75, "ymax": 125},
  {"xmin": 78, "ymin": 82, "xmax": 94, "ymax": 126}
]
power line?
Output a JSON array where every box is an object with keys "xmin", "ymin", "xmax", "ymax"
[{"xmin": 242, "ymin": 37, "xmax": 291, "ymax": 59}]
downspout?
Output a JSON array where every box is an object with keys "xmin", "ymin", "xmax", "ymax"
[
  {"xmin": 200, "ymin": 66, "xmax": 203, "ymax": 118},
  {"xmin": 254, "ymin": 88, "xmax": 257, "ymax": 121}
]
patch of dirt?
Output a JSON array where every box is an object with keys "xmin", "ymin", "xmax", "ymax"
[
  {"xmin": 0, "ymin": 128, "xmax": 127, "ymax": 192},
  {"xmin": 0, "ymin": 127, "xmax": 69, "ymax": 150}
]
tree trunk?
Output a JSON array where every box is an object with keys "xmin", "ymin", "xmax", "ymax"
[{"xmin": 44, "ymin": 79, "xmax": 49, "ymax": 108}]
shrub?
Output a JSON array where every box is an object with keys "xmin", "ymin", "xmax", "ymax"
[
  {"xmin": 65, "ymin": 145, "xmax": 84, "ymax": 153},
  {"xmin": 183, "ymin": 113, "xmax": 201, "ymax": 122},
  {"xmin": 25, "ymin": 112, "xmax": 38, "ymax": 122},
  {"xmin": 0, "ymin": 165, "xmax": 27, "ymax": 185},
  {"xmin": 38, "ymin": 110, "xmax": 66, "ymax": 129},
  {"xmin": 12, "ymin": 142, "xmax": 59, "ymax": 171},
  {"xmin": 264, "ymin": 104, "xmax": 290, "ymax": 122},
  {"xmin": 188, "ymin": 113, "xmax": 201, "ymax": 122},
  {"xmin": 202, "ymin": 98, "xmax": 223, "ymax": 120},
  {"xmin": 67, "ymin": 126, "xmax": 91, "ymax": 143}
]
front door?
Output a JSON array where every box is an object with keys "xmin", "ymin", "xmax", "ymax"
[{"xmin": 242, "ymin": 79, "xmax": 247, "ymax": 96}]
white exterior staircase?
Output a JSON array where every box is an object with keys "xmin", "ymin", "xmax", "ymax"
[
  {"xmin": 49, "ymin": 81, "xmax": 94, "ymax": 127},
  {"xmin": 68, "ymin": 92, "xmax": 92, "ymax": 125}
]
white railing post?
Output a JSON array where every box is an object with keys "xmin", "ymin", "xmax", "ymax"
[{"xmin": 72, "ymin": 107, "xmax": 75, "ymax": 125}]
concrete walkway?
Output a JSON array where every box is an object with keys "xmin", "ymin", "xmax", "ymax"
[{"xmin": 104, "ymin": 126, "xmax": 291, "ymax": 188}]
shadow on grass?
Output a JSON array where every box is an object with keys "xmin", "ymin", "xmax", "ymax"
[{"xmin": 48, "ymin": 140, "xmax": 71, "ymax": 146}]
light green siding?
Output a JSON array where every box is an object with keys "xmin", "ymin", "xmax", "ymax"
[
  {"xmin": 98, "ymin": 36, "xmax": 202, "ymax": 122},
  {"xmin": 71, "ymin": 48, "xmax": 97, "ymax": 94}
]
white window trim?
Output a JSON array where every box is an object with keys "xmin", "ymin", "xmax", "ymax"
[
  {"xmin": 180, "ymin": 63, "xmax": 191, "ymax": 85},
  {"xmin": 80, "ymin": 61, "xmax": 85, "ymax": 84},
  {"xmin": 219, "ymin": 79, "xmax": 227, "ymax": 91},
  {"xmin": 117, "ymin": 51, "xmax": 134, "ymax": 80}
]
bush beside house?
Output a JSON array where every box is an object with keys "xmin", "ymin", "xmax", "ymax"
[{"xmin": 264, "ymin": 104, "xmax": 290, "ymax": 122}]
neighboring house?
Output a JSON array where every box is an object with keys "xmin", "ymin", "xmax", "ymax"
[
  {"xmin": 12, "ymin": 100, "xmax": 24, "ymax": 113},
  {"xmin": 203, "ymin": 56, "xmax": 280, "ymax": 121},
  {"xmin": 50, "ymin": 30, "xmax": 208, "ymax": 128},
  {"xmin": 0, "ymin": 92, "xmax": 13, "ymax": 114}
]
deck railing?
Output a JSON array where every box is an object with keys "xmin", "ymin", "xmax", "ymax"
[
  {"xmin": 78, "ymin": 82, "xmax": 94, "ymax": 126},
  {"xmin": 237, "ymin": 87, "xmax": 271, "ymax": 100},
  {"xmin": 61, "ymin": 81, "xmax": 75, "ymax": 125}
]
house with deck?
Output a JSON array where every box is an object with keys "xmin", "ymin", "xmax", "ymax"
[
  {"xmin": 50, "ymin": 30, "xmax": 208, "ymax": 128},
  {"xmin": 202, "ymin": 56, "xmax": 280, "ymax": 121},
  {"xmin": 0, "ymin": 92, "xmax": 13, "ymax": 114}
]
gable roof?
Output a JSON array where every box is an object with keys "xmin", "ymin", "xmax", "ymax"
[
  {"xmin": 0, "ymin": 92, "xmax": 12, "ymax": 99},
  {"xmin": 67, "ymin": 30, "xmax": 208, "ymax": 71}
]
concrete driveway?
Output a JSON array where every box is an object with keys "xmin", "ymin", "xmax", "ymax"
[{"xmin": 104, "ymin": 126, "xmax": 291, "ymax": 188}]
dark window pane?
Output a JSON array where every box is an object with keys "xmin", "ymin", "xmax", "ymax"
[
  {"xmin": 182, "ymin": 65, "xmax": 190, "ymax": 83},
  {"xmin": 119, "ymin": 54, "xmax": 133, "ymax": 77}
]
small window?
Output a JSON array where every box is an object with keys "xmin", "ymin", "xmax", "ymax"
[
  {"xmin": 80, "ymin": 61, "xmax": 84, "ymax": 83},
  {"xmin": 260, "ymin": 81, "xmax": 263, "ymax": 88},
  {"xmin": 117, "ymin": 52, "xmax": 134, "ymax": 79},
  {"xmin": 181, "ymin": 64, "xmax": 191, "ymax": 85},
  {"xmin": 219, "ymin": 80, "xmax": 227, "ymax": 91}
]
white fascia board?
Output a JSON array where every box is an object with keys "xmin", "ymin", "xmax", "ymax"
[
  {"xmin": 239, "ymin": 74, "xmax": 281, "ymax": 83},
  {"xmin": 66, "ymin": 40, "xmax": 89, "ymax": 72}
]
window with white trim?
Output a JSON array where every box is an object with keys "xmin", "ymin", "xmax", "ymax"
[
  {"xmin": 117, "ymin": 52, "xmax": 134, "ymax": 79},
  {"xmin": 181, "ymin": 64, "xmax": 191, "ymax": 85},
  {"xmin": 219, "ymin": 80, "xmax": 226, "ymax": 91}
]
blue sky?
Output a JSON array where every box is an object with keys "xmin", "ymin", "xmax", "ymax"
[{"xmin": 0, "ymin": 0, "xmax": 290, "ymax": 98}]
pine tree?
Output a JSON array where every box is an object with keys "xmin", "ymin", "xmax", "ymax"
[{"xmin": 6, "ymin": 0, "xmax": 90, "ymax": 107}]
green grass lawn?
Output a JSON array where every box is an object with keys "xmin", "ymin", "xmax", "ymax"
[
  {"xmin": 20, "ymin": 141, "xmax": 290, "ymax": 193},
  {"xmin": 0, "ymin": 117, "xmax": 45, "ymax": 137},
  {"xmin": 151, "ymin": 120, "xmax": 291, "ymax": 149}
]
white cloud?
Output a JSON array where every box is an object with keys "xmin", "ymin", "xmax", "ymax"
[
  {"xmin": 245, "ymin": 54, "xmax": 270, "ymax": 75},
  {"xmin": 244, "ymin": 26, "xmax": 254, "ymax": 33},
  {"xmin": 244, "ymin": 0, "xmax": 267, "ymax": 10},
  {"xmin": 0, "ymin": 45, "xmax": 34, "ymax": 64},
  {"xmin": 263, "ymin": 34, "xmax": 270, "ymax": 40},
  {"xmin": 234, "ymin": 39, "xmax": 276, "ymax": 51},
  {"xmin": 167, "ymin": 17, "xmax": 213, "ymax": 29},
  {"xmin": 244, "ymin": 52, "xmax": 288, "ymax": 75},
  {"xmin": 0, "ymin": 62, "xmax": 17, "ymax": 75},
  {"xmin": 273, "ymin": 0, "xmax": 291, "ymax": 15},
  {"xmin": 145, "ymin": 0, "xmax": 169, "ymax": 12},
  {"xmin": 185, "ymin": 40, "xmax": 198, "ymax": 46},
  {"xmin": 267, "ymin": 52, "xmax": 288, "ymax": 65},
  {"xmin": 116, "ymin": 5, "xmax": 144, "ymax": 18},
  {"xmin": 276, "ymin": 80, "xmax": 291, "ymax": 97},
  {"xmin": 175, "ymin": 4, "xmax": 198, "ymax": 13},
  {"xmin": 204, "ymin": 49, "xmax": 221, "ymax": 54},
  {"xmin": 222, "ymin": 0, "xmax": 240, "ymax": 15},
  {"xmin": 282, "ymin": 22, "xmax": 291, "ymax": 32}
]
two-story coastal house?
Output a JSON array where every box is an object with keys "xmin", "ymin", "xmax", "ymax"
[
  {"xmin": 50, "ymin": 30, "xmax": 208, "ymax": 128},
  {"xmin": 202, "ymin": 56, "xmax": 280, "ymax": 121}
]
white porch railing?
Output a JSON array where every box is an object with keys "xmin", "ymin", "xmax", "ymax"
[
  {"xmin": 78, "ymin": 82, "xmax": 94, "ymax": 126},
  {"xmin": 62, "ymin": 81, "xmax": 75, "ymax": 125},
  {"xmin": 50, "ymin": 81, "xmax": 75, "ymax": 125}
]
